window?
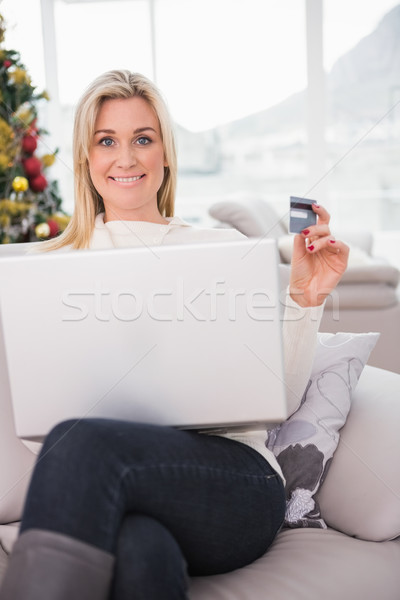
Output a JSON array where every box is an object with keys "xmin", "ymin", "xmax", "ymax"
[
  {"xmin": 155, "ymin": 0, "xmax": 308, "ymax": 223},
  {"xmin": 48, "ymin": 0, "xmax": 308, "ymax": 222},
  {"xmin": 3, "ymin": 0, "xmax": 398, "ymax": 230},
  {"xmin": 323, "ymin": 0, "xmax": 400, "ymax": 231}
]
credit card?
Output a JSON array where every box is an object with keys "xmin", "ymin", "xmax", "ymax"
[{"xmin": 289, "ymin": 196, "xmax": 317, "ymax": 234}]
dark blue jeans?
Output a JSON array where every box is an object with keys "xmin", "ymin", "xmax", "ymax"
[{"xmin": 20, "ymin": 419, "xmax": 285, "ymax": 599}]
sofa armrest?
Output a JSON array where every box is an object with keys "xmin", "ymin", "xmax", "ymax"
[
  {"xmin": 316, "ymin": 365, "xmax": 400, "ymax": 542},
  {"xmin": 336, "ymin": 230, "xmax": 373, "ymax": 255},
  {"xmin": 209, "ymin": 199, "xmax": 287, "ymax": 239},
  {"xmin": 0, "ymin": 242, "xmax": 38, "ymax": 257},
  {"xmin": 339, "ymin": 262, "xmax": 399, "ymax": 286},
  {"xmin": 0, "ymin": 320, "xmax": 37, "ymax": 525}
]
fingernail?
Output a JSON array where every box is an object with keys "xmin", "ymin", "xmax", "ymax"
[
  {"xmin": 307, "ymin": 245, "xmax": 314, "ymax": 251},
  {"xmin": 330, "ymin": 239, "xmax": 336, "ymax": 244},
  {"xmin": 314, "ymin": 204, "xmax": 320, "ymax": 208},
  {"xmin": 302, "ymin": 229, "xmax": 310, "ymax": 235}
]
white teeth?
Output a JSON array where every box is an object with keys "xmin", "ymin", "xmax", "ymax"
[{"xmin": 113, "ymin": 175, "xmax": 143, "ymax": 182}]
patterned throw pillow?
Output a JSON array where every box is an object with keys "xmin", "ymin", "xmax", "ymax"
[{"xmin": 267, "ymin": 331, "xmax": 379, "ymax": 528}]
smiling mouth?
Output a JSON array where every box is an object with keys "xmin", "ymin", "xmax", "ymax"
[{"xmin": 110, "ymin": 175, "xmax": 145, "ymax": 182}]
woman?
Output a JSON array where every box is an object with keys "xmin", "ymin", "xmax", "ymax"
[{"xmin": 0, "ymin": 70, "xmax": 348, "ymax": 600}]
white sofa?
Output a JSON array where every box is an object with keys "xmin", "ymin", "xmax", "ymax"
[
  {"xmin": 0, "ymin": 364, "xmax": 399, "ymax": 599},
  {"xmin": 188, "ymin": 364, "xmax": 400, "ymax": 599},
  {"xmin": 1, "ymin": 241, "xmax": 400, "ymax": 599}
]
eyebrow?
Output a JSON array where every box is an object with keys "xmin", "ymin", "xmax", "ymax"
[{"xmin": 93, "ymin": 127, "xmax": 157, "ymax": 136}]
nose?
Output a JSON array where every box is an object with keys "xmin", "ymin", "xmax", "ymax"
[{"xmin": 115, "ymin": 143, "xmax": 137, "ymax": 169}]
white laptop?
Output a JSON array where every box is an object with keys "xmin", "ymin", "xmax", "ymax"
[{"xmin": 0, "ymin": 239, "xmax": 287, "ymax": 440}]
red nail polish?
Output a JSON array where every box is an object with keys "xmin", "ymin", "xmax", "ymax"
[
  {"xmin": 330, "ymin": 239, "xmax": 336, "ymax": 244},
  {"xmin": 308, "ymin": 245, "xmax": 314, "ymax": 251},
  {"xmin": 302, "ymin": 229, "xmax": 310, "ymax": 235}
]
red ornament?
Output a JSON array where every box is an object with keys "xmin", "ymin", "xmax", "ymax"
[
  {"xmin": 3, "ymin": 60, "xmax": 12, "ymax": 69},
  {"xmin": 23, "ymin": 156, "xmax": 42, "ymax": 177},
  {"xmin": 29, "ymin": 174, "xmax": 48, "ymax": 192},
  {"xmin": 22, "ymin": 134, "xmax": 38, "ymax": 155},
  {"xmin": 47, "ymin": 219, "xmax": 60, "ymax": 237}
]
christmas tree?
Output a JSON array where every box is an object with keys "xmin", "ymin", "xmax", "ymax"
[{"xmin": 0, "ymin": 12, "xmax": 70, "ymax": 244}]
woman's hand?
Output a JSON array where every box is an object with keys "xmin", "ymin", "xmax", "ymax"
[{"xmin": 289, "ymin": 204, "xmax": 349, "ymax": 307}]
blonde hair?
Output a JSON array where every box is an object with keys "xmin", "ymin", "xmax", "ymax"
[{"xmin": 42, "ymin": 70, "xmax": 177, "ymax": 251}]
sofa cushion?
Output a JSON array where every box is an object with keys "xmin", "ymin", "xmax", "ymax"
[
  {"xmin": 0, "ymin": 523, "xmax": 19, "ymax": 554},
  {"xmin": 0, "ymin": 322, "xmax": 37, "ymax": 524},
  {"xmin": 267, "ymin": 332, "xmax": 379, "ymax": 528},
  {"xmin": 339, "ymin": 262, "xmax": 399, "ymax": 286},
  {"xmin": 325, "ymin": 282, "xmax": 399, "ymax": 310},
  {"xmin": 189, "ymin": 529, "xmax": 400, "ymax": 600},
  {"xmin": 2, "ymin": 523, "xmax": 400, "ymax": 598},
  {"xmin": 209, "ymin": 199, "xmax": 287, "ymax": 239},
  {"xmin": 317, "ymin": 365, "xmax": 400, "ymax": 541}
]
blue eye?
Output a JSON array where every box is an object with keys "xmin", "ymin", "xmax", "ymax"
[
  {"xmin": 137, "ymin": 136, "xmax": 151, "ymax": 145},
  {"xmin": 100, "ymin": 137, "xmax": 114, "ymax": 147}
]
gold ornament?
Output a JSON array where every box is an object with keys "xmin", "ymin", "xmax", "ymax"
[
  {"xmin": 0, "ymin": 198, "xmax": 31, "ymax": 217},
  {"xmin": 51, "ymin": 212, "xmax": 70, "ymax": 231},
  {"xmin": 12, "ymin": 176, "xmax": 29, "ymax": 192},
  {"xmin": 35, "ymin": 222, "xmax": 50, "ymax": 239},
  {"xmin": 8, "ymin": 67, "xmax": 31, "ymax": 86},
  {"xmin": 41, "ymin": 153, "xmax": 56, "ymax": 167}
]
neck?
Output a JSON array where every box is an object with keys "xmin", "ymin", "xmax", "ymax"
[{"xmin": 104, "ymin": 208, "xmax": 169, "ymax": 225}]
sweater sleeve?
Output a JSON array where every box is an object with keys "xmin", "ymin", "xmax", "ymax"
[{"xmin": 282, "ymin": 292, "xmax": 324, "ymax": 416}]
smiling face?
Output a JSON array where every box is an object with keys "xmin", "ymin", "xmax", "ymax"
[{"xmin": 88, "ymin": 96, "xmax": 168, "ymax": 223}]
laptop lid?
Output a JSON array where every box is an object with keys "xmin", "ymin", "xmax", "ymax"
[{"xmin": 0, "ymin": 238, "xmax": 287, "ymax": 440}]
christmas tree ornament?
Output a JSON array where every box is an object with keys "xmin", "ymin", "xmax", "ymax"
[
  {"xmin": 52, "ymin": 212, "xmax": 70, "ymax": 232},
  {"xmin": 47, "ymin": 218, "xmax": 60, "ymax": 237},
  {"xmin": 23, "ymin": 156, "xmax": 42, "ymax": 177},
  {"xmin": 41, "ymin": 153, "xmax": 56, "ymax": 168},
  {"xmin": 21, "ymin": 133, "xmax": 37, "ymax": 154},
  {"xmin": 8, "ymin": 67, "xmax": 30, "ymax": 86},
  {"xmin": 12, "ymin": 176, "xmax": 29, "ymax": 192},
  {"xmin": 29, "ymin": 174, "xmax": 48, "ymax": 192},
  {"xmin": 35, "ymin": 222, "xmax": 50, "ymax": 239}
]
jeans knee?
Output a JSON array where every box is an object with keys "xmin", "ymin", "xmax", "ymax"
[
  {"xmin": 43, "ymin": 419, "xmax": 80, "ymax": 447},
  {"xmin": 40, "ymin": 419, "xmax": 110, "ymax": 475}
]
